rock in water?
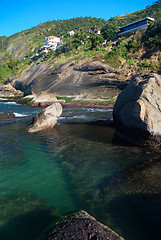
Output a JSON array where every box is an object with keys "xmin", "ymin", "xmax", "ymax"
[
  {"xmin": 43, "ymin": 210, "xmax": 124, "ymax": 240},
  {"xmin": 28, "ymin": 102, "xmax": 62, "ymax": 133},
  {"xmin": 113, "ymin": 73, "xmax": 161, "ymax": 149}
]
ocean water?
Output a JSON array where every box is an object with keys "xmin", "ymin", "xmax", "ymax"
[{"xmin": 0, "ymin": 100, "xmax": 161, "ymax": 240}]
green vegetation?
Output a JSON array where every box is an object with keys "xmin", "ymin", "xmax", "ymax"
[
  {"xmin": 142, "ymin": 20, "xmax": 161, "ymax": 50},
  {"xmin": 56, "ymin": 96, "xmax": 76, "ymax": 103},
  {"xmin": 17, "ymin": 97, "xmax": 34, "ymax": 105},
  {"xmin": 1, "ymin": 1, "xmax": 161, "ymax": 83}
]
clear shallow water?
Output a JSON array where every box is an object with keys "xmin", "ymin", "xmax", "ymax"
[{"xmin": 0, "ymin": 101, "xmax": 161, "ymax": 240}]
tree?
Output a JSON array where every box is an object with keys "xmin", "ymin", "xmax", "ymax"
[
  {"xmin": 88, "ymin": 34, "xmax": 104, "ymax": 49},
  {"xmin": 101, "ymin": 23, "xmax": 118, "ymax": 40},
  {"xmin": 142, "ymin": 20, "xmax": 161, "ymax": 50}
]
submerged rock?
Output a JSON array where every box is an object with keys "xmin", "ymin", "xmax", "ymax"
[
  {"xmin": 103, "ymin": 157, "xmax": 161, "ymax": 197},
  {"xmin": 43, "ymin": 210, "xmax": 124, "ymax": 240},
  {"xmin": 0, "ymin": 192, "xmax": 60, "ymax": 240},
  {"xmin": 113, "ymin": 73, "xmax": 161, "ymax": 149},
  {"xmin": 28, "ymin": 102, "xmax": 62, "ymax": 133}
]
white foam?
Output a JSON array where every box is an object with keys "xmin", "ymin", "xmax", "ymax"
[
  {"xmin": 13, "ymin": 112, "xmax": 28, "ymax": 117},
  {"xmin": 5, "ymin": 102, "xmax": 20, "ymax": 105},
  {"xmin": 0, "ymin": 98, "xmax": 8, "ymax": 101},
  {"xmin": 60, "ymin": 115, "xmax": 87, "ymax": 120}
]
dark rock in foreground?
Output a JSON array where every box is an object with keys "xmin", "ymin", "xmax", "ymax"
[
  {"xmin": 43, "ymin": 210, "xmax": 124, "ymax": 240},
  {"xmin": 113, "ymin": 73, "xmax": 161, "ymax": 149}
]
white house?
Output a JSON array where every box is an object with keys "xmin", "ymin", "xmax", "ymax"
[
  {"xmin": 67, "ymin": 30, "xmax": 75, "ymax": 36},
  {"xmin": 39, "ymin": 36, "xmax": 61, "ymax": 54}
]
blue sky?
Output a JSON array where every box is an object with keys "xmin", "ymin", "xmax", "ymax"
[{"xmin": 0, "ymin": 0, "xmax": 154, "ymax": 37}]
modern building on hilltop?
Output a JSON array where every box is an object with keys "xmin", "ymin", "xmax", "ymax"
[{"xmin": 117, "ymin": 17, "xmax": 155, "ymax": 37}]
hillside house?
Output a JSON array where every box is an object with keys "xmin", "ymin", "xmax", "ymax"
[
  {"xmin": 39, "ymin": 36, "xmax": 61, "ymax": 54},
  {"xmin": 117, "ymin": 17, "xmax": 155, "ymax": 37},
  {"xmin": 31, "ymin": 36, "xmax": 61, "ymax": 60},
  {"xmin": 88, "ymin": 28, "xmax": 101, "ymax": 35}
]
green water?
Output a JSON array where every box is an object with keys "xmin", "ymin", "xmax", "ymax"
[{"xmin": 0, "ymin": 103, "xmax": 161, "ymax": 240}]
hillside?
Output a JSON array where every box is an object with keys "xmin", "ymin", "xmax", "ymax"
[
  {"xmin": 0, "ymin": 17, "xmax": 106, "ymax": 60},
  {"xmin": 0, "ymin": 0, "xmax": 161, "ymax": 84}
]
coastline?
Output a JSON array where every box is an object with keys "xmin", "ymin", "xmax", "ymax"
[{"xmin": 62, "ymin": 102, "xmax": 114, "ymax": 109}]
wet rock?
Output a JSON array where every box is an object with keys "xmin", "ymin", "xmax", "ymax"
[
  {"xmin": 43, "ymin": 210, "xmax": 124, "ymax": 240},
  {"xmin": 113, "ymin": 73, "xmax": 161, "ymax": 149},
  {"xmin": 28, "ymin": 102, "xmax": 62, "ymax": 133}
]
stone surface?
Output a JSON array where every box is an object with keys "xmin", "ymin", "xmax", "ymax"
[
  {"xmin": 113, "ymin": 73, "xmax": 161, "ymax": 148},
  {"xmin": 13, "ymin": 60, "xmax": 127, "ymax": 100},
  {"xmin": 75, "ymin": 61, "xmax": 119, "ymax": 73},
  {"xmin": 28, "ymin": 102, "xmax": 62, "ymax": 133},
  {"xmin": 43, "ymin": 210, "xmax": 124, "ymax": 240},
  {"xmin": 0, "ymin": 84, "xmax": 23, "ymax": 97}
]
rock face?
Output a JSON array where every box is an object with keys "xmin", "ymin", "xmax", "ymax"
[
  {"xmin": 113, "ymin": 73, "xmax": 161, "ymax": 149},
  {"xmin": 13, "ymin": 60, "xmax": 126, "ymax": 100},
  {"xmin": 28, "ymin": 102, "xmax": 62, "ymax": 133},
  {"xmin": 0, "ymin": 84, "xmax": 23, "ymax": 97},
  {"xmin": 43, "ymin": 210, "xmax": 124, "ymax": 240}
]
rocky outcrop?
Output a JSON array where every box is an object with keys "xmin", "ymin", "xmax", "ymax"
[
  {"xmin": 28, "ymin": 102, "xmax": 62, "ymax": 133},
  {"xmin": 0, "ymin": 84, "xmax": 23, "ymax": 97},
  {"xmin": 113, "ymin": 73, "xmax": 161, "ymax": 149},
  {"xmin": 13, "ymin": 60, "xmax": 127, "ymax": 100},
  {"xmin": 43, "ymin": 210, "xmax": 124, "ymax": 240},
  {"xmin": 75, "ymin": 61, "xmax": 119, "ymax": 74}
]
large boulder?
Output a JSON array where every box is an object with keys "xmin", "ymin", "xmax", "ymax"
[
  {"xmin": 28, "ymin": 102, "xmax": 62, "ymax": 133},
  {"xmin": 113, "ymin": 73, "xmax": 161, "ymax": 149}
]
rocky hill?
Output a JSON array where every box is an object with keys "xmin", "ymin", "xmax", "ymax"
[
  {"xmin": 0, "ymin": 1, "xmax": 161, "ymax": 98},
  {"xmin": 13, "ymin": 60, "xmax": 127, "ymax": 101}
]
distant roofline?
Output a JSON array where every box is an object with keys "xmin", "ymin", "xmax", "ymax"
[
  {"xmin": 119, "ymin": 17, "xmax": 155, "ymax": 30},
  {"xmin": 45, "ymin": 36, "xmax": 60, "ymax": 38}
]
